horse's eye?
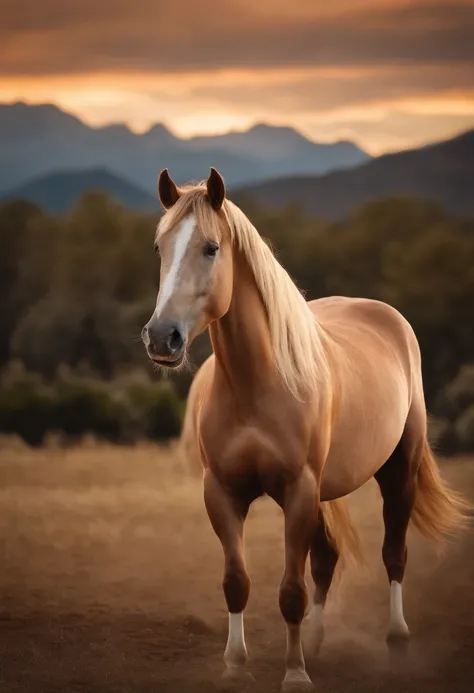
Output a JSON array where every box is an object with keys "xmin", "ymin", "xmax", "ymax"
[
  {"xmin": 153, "ymin": 242, "xmax": 160, "ymax": 255},
  {"xmin": 203, "ymin": 242, "xmax": 219, "ymax": 258}
]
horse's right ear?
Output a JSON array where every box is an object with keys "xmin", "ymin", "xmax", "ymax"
[{"xmin": 158, "ymin": 169, "xmax": 181, "ymax": 209}]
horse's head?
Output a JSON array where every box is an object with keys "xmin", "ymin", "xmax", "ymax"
[{"xmin": 142, "ymin": 168, "xmax": 233, "ymax": 368}]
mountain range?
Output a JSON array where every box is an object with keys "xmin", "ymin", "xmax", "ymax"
[
  {"xmin": 1, "ymin": 102, "xmax": 473, "ymax": 219},
  {"xmin": 234, "ymin": 128, "xmax": 474, "ymax": 219},
  {"xmin": 0, "ymin": 102, "xmax": 369, "ymax": 195}
]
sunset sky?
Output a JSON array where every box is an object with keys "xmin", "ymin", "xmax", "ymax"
[{"xmin": 1, "ymin": 0, "xmax": 473, "ymax": 154}]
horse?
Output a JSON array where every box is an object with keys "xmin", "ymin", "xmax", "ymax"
[{"xmin": 141, "ymin": 167, "xmax": 470, "ymax": 692}]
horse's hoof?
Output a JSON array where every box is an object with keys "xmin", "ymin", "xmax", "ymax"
[
  {"xmin": 219, "ymin": 667, "xmax": 255, "ymax": 691},
  {"xmin": 387, "ymin": 626, "xmax": 410, "ymax": 665},
  {"xmin": 281, "ymin": 668, "xmax": 315, "ymax": 692},
  {"xmin": 387, "ymin": 620, "xmax": 410, "ymax": 643}
]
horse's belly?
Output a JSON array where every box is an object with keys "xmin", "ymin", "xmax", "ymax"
[{"xmin": 320, "ymin": 400, "xmax": 409, "ymax": 501}]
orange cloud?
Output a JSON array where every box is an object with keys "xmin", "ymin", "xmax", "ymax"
[{"xmin": 1, "ymin": 0, "xmax": 473, "ymax": 152}]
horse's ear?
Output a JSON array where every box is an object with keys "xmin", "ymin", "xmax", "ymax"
[
  {"xmin": 158, "ymin": 169, "xmax": 181, "ymax": 209},
  {"xmin": 206, "ymin": 167, "xmax": 226, "ymax": 211}
]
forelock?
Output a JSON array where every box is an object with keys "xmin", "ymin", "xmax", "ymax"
[{"xmin": 156, "ymin": 184, "xmax": 225, "ymax": 243}]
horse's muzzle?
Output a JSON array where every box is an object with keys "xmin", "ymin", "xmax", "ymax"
[{"xmin": 142, "ymin": 319, "xmax": 186, "ymax": 367}]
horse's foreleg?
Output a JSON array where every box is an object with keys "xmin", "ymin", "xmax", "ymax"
[
  {"xmin": 305, "ymin": 510, "xmax": 338, "ymax": 657},
  {"xmin": 203, "ymin": 470, "xmax": 253, "ymax": 684},
  {"xmin": 280, "ymin": 468, "xmax": 319, "ymax": 692}
]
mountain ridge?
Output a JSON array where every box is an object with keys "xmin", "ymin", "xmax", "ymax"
[
  {"xmin": 0, "ymin": 102, "xmax": 370, "ymax": 193},
  {"xmin": 2, "ymin": 103, "xmax": 472, "ymax": 218},
  {"xmin": 233, "ymin": 127, "xmax": 474, "ymax": 219}
]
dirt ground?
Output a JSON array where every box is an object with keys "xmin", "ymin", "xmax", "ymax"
[{"xmin": 0, "ymin": 438, "xmax": 473, "ymax": 693}]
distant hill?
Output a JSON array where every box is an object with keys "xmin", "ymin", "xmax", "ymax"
[
  {"xmin": 0, "ymin": 102, "xmax": 370, "ymax": 194},
  {"xmin": 234, "ymin": 129, "xmax": 474, "ymax": 219},
  {"xmin": 2, "ymin": 168, "xmax": 158, "ymax": 213}
]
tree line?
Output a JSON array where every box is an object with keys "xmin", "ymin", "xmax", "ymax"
[{"xmin": 1, "ymin": 192, "xmax": 473, "ymax": 452}]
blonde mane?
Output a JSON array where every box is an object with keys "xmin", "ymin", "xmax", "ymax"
[{"xmin": 157, "ymin": 184, "xmax": 330, "ymax": 400}]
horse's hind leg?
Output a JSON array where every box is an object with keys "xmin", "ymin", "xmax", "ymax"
[
  {"xmin": 279, "ymin": 468, "xmax": 319, "ymax": 692},
  {"xmin": 304, "ymin": 510, "xmax": 338, "ymax": 657},
  {"xmin": 203, "ymin": 470, "xmax": 253, "ymax": 686},
  {"xmin": 374, "ymin": 424, "xmax": 421, "ymax": 644}
]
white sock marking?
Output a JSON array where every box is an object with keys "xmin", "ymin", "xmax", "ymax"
[
  {"xmin": 389, "ymin": 580, "xmax": 409, "ymax": 637},
  {"xmin": 307, "ymin": 603, "xmax": 323, "ymax": 627},
  {"xmin": 224, "ymin": 612, "xmax": 247, "ymax": 666},
  {"xmin": 284, "ymin": 622, "xmax": 308, "ymax": 681},
  {"xmin": 155, "ymin": 215, "xmax": 195, "ymax": 319},
  {"xmin": 304, "ymin": 602, "xmax": 325, "ymax": 655}
]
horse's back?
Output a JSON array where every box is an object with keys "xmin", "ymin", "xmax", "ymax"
[
  {"xmin": 312, "ymin": 296, "xmax": 417, "ymax": 347},
  {"xmin": 311, "ymin": 295, "xmax": 422, "ymax": 384}
]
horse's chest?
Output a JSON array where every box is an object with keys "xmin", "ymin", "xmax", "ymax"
[{"xmin": 201, "ymin": 420, "xmax": 306, "ymax": 493}]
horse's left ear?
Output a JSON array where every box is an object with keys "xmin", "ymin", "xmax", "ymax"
[{"xmin": 206, "ymin": 167, "xmax": 226, "ymax": 211}]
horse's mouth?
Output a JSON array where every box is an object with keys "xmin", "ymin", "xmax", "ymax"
[{"xmin": 149, "ymin": 353, "xmax": 185, "ymax": 370}]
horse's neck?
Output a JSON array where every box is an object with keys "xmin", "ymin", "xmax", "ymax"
[{"xmin": 209, "ymin": 250, "xmax": 274, "ymax": 397}]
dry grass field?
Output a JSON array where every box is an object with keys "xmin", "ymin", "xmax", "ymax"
[{"xmin": 0, "ymin": 436, "xmax": 473, "ymax": 693}]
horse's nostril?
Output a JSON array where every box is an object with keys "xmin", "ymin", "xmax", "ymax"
[
  {"xmin": 145, "ymin": 320, "xmax": 184, "ymax": 358},
  {"xmin": 168, "ymin": 326, "xmax": 183, "ymax": 353}
]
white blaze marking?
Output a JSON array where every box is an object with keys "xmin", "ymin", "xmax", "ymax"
[
  {"xmin": 154, "ymin": 215, "xmax": 195, "ymax": 319},
  {"xmin": 389, "ymin": 580, "xmax": 409, "ymax": 636},
  {"xmin": 224, "ymin": 612, "xmax": 247, "ymax": 666}
]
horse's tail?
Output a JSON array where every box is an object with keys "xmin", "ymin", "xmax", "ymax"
[
  {"xmin": 320, "ymin": 496, "xmax": 364, "ymax": 577},
  {"xmin": 410, "ymin": 437, "xmax": 472, "ymax": 544}
]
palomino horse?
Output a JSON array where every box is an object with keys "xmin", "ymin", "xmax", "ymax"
[{"xmin": 142, "ymin": 168, "xmax": 469, "ymax": 691}]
